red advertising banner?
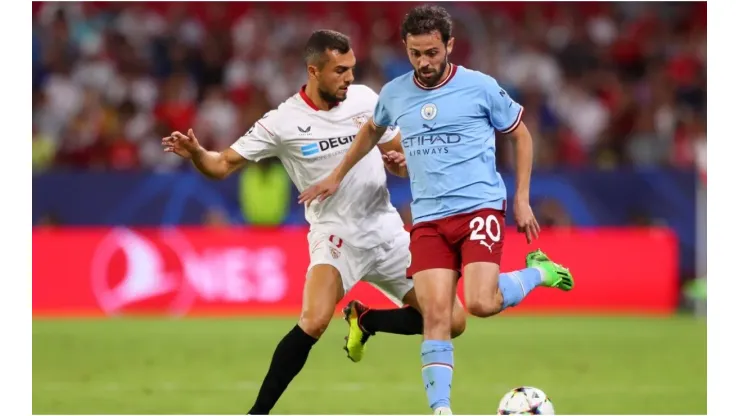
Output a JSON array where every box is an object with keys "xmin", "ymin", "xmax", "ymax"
[{"xmin": 32, "ymin": 226, "xmax": 679, "ymax": 317}]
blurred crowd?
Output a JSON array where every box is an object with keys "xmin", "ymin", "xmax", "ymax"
[{"xmin": 32, "ymin": 2, "xmax": 706, "ymax": 173}]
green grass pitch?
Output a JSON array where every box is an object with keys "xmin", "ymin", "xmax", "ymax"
[{"xmin": 33, "ymin": 315, "xmax": 706, "ymax": 414}]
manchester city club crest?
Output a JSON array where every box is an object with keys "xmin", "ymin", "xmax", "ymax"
[{"xmin": 421, "ymin": 103, "xmax": 437, "ymax": 120}]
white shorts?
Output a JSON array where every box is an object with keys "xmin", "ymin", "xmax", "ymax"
[{"xmin": 307, "ymin": 231, "xmax": 414, "ymax": 306}]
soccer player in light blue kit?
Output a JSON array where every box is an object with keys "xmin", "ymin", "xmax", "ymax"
[{"xmin": 300, "ymin": 5, "xmax": 574, "ymax": 415}]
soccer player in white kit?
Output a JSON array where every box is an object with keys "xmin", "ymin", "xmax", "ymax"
[{"xmin": 162, "ymin": 30, "xmax": 467, "ymax": 414}]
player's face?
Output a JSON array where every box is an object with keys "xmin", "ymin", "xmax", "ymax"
[
  {"xmin": 405, "ymin": 31, "xmax": 455, "ymax": 87},
  {"xmin": 316, "ymin": 49, "xmax": 356, "ymax": 102}
]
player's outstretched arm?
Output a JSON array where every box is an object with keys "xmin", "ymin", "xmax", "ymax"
[
  {"xmin": 506, "ymin": 122, "xmax": 540, "ymax": 243},
  {"xmin": 162, "ymin": 129, "xmax": 247, "ymax": 180},
  {"xmin": 298, "ymin": 119, "xmax": 386, "ymax": 204},
  {"xmin": 378, "ymin": 133, "xmax": 408, "ymax": 178},
  {"xmin": 485, "ymin": 76, "xmax": 540, "ymax": 243},
  {"xmin": 190, "ymin": 147, "xmax": 246, "ymax": 180},
  {"xmin": 507, "ymin": 122, "xmax": 533, "ymax": 201},
  {"xmin": 336, "ymin": 119, "xmax": 387, "ymax": 180}
]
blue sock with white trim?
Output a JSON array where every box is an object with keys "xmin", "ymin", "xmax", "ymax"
[
  {"xmin": 499, "ymin": 268, "xmax": 543, "ymax": 309},
  {"xmin": 421, "ymin": 340, "xmax": 454, "ymax": 411}
]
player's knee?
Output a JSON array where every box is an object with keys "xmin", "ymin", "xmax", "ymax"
[
  {"xmin": 298, "ymin": 312, "xmax": 332, "ymax": 339},
  {"xmin": 467, "ymin": 292, "xmax": 504, "ymax": 318},
  {"xmin": 450, "ymin": 311, "xmax": 467, "ymax": 338},
  {"xmin": 467, "ymin": 301, "xmax": 500, "ymax": 318}
]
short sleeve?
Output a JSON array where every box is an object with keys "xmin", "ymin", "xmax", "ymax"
[
  {"xmin": 483, "ymin": 76, "xmax": 524, "ymax": 134},
  {"xmin": 230, "ymin": 111, "xmax": 280, "ymax": 162},
  {"xmin": 372, "ymin": 85, "xmax": 393, "ymax": 128},
  {"xmin": 377, "ymin": 125, "xmax": 400, "ymax": 144}
]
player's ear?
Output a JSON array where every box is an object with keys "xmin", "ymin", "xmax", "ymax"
[
  {"xmin": 307, "ymin": 64, "xmax": 320, "ymax": 80},
  {"xmin": 446, "ymin": 37, "xmax": 455, "ymax": 55}
]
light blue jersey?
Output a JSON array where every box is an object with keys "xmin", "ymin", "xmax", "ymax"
[{"xmin": 372, "ymin": 65, "xmax": 524, "ymax": 224}]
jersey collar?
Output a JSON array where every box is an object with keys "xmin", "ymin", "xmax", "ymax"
[
  {"xmin": 412, "ymin": 64, "xmax": 458, "ymax": 90},
  {"xmin": 299, "ymin": 85, "xmax": 339, "ymax": 111}
]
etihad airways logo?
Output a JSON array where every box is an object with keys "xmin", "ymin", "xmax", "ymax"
[{"xmin": 402, "ymin": 134, "xmax": 462, "ymax": 156}]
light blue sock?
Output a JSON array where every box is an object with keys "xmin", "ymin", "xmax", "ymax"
[
  {"xmin": 421, "ymin": 340, "xmax": 453, "ymax": 411},
  {"xmin": 499, "ymin": 268, "xmax": 543, "ymax": 309}
]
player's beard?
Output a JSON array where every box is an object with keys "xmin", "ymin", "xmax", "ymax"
[
  {"xmin": 416, "ymin": 54, "xmax": 449, "ymax": 88},
  {"xmin": 318, "ymin": 85, "xmax": 347, "ymax": 103}
]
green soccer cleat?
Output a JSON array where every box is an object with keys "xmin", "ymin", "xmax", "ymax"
[
  {"xmin": 342, "ymin": 300, "xmax": 373, "ymax": 363},
  {"xmin": 526, "ymin": 249, "xmax": 574, "ymax": 291}
]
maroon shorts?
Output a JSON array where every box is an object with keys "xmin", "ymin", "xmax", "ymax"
[{"xmin": 407, "ymin": 207, "xmax": 506, "ymax": 278}]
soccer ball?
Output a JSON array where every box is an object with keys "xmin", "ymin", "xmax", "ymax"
[{"xmin": 497, "ymin": 386, "xmax": 555, "ymax": 415}]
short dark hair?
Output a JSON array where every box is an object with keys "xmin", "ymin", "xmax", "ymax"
[
  {"xmin": 401, "ymin": 5, "xmax": 453, "ymax": 44},
  {"xmin": 303, "ymin": 30, "xmax": 351, "ymax": 67}
]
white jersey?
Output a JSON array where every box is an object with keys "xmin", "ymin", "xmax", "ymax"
[{"xmin": 230, "ymin": 84, "xmax": 405, "ymax": 249}]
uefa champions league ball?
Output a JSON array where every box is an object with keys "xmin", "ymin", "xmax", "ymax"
[{"xmin": 497, "ymin": 386, "xmax": 555, "ymax": 415}]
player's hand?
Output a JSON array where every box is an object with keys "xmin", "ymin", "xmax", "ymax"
[
  {"xmin": 298, "ymin": 172, "xmax": 341, "ymax": 206},
  {"xmin": 162, "ymin": 129, "xmax": 202, "ymax": 159},
  {"xmin": 382, "ymin": 150, "xmax": 408, "ymax": 177},
  {"xmin": 514, "ymin": 196, "xmax": 540, "ymax": 244}
]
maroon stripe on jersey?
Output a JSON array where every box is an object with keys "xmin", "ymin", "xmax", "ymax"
[
  {"xmin": 413, "ymin": 64, "xmax": 458, "ymax": 91},
  {"xmin": 371, "ymin": 118, "xmax": 387, "ymax": 129},
  {"xmin": 256, "ymin": 121, "xmax": 275, "ymax": 137},
  {"xmin": 500, "ymin": 107, "xmax": 524, "ymax": 134}
]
